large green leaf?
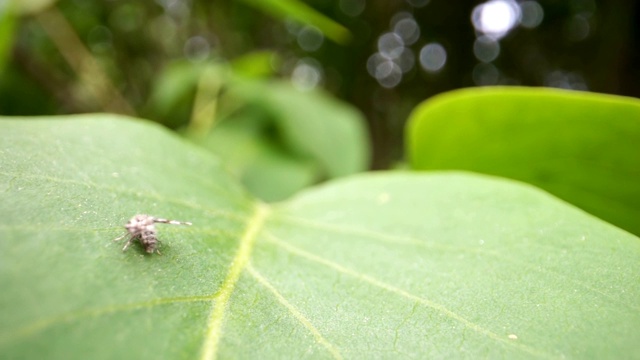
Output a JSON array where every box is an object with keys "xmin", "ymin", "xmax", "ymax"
[
  {"xmin": 1, "ymin": 116, "xmax": 639, "ymax": 359},
  {"xmin": 407, "ymin": 87, "xmax": 640, "ymax": 236}
]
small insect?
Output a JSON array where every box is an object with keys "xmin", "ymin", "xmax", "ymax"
[{"xmin": 113, "ymin": 214, "xmax": 192, "ymax": 254}]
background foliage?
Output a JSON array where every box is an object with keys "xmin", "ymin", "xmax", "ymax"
[{"xmin": 2, "ymin": 0, "xmax": 639, "ymax": 166}]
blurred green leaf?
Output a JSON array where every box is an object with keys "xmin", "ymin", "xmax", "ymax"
[
  {"xmin": 199, "ymin": 80, "xmax": 370, "ymax": 201},
  {"xmin": 144, "ymin": 61, "xmax": 211, "ymax": 128},
  {"xmin": 407, "ymin": 86, "xmax": 640, "ymax": 236},
  {"xmin": 238, "ymin": 0, "xmax": 350, "ymax": 44},
  {"xmin": 229, "ymin": 51, "xmax": 279, "ymax": 78},
  {"xmin": 4, "ymin": 0, "xmax": 57, "ymax": 15},
  {"xmin": 147, "ymin": 61, "xmax": 369, "ymax": 201},
  {"xmin": 2, "ymin": 116, "xmax": 640, "ymax": 359},
  {"xmin": 192, "ymin": 109, "xmax": 318, "ymax": 202},
  {"xmin": 232, "ymin": 80, "xmax": 371, "ymax": 178},
  {"xmin": 0, "ymin": 2, "xmax": 17, "ymax": 74}
]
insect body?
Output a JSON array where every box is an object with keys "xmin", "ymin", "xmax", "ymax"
[{"xmin": 114, "ymin": 214, "xmax": 192, "ymax": 254}]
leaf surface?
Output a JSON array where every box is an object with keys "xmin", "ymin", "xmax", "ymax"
[
  {"xmin": 407, "ymin": 87, "xmax": 640, "ymax": 236},
  {"xmin": 1, "ymin": 116, "xmax": 639, "ymax": 359}
]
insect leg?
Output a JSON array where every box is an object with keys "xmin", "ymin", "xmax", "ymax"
[
  {"xmin": 113, "ymin": 233, "xmax": 128, "ymax": 242},
  {"xmin": 121, "ymin": 236, "xmax": 136, "ymax": 252}
]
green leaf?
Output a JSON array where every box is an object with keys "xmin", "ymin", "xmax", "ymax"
[
  {"xmin": 144, "ymin": 61, "xmax": 208, "ymax": 127},
  {"xmin": 231, "ymin": 81, "xmax": 371, "ymax": 178},
  {"xmin": 3, "ymin": 0, "xmax": 58, "ymax": 15},
  {"xmin": 198, "ymin": 80, "xmax": 370, "ymax": 201},
  {"xmin": 407, "ymin": 86, "xmax": 640, "ymax": 236},
  {"xmin": 229, "ymin": 51, "xmax": 280, "ymax": 78},
  {"xmin": 192, "ymin": 110, "xmax": 318, "ymax": 202},
  {"xmin": 2, "ymin": 116, "xmax": 640, "ymax": 359},
  {"xmin": 0, "ymin": 2, "xmax": 18, "ymax": 74},
  {"xmin": 237, "ymin": 0, "xmax": 351, "ymax": 44},
  {"xmin": 147, "ymin": 61, "xmax": 370, "ymax": 201}
]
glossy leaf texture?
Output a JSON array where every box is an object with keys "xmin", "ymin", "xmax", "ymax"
[
  {"xmin": 1, "ymin": 116, "xmax": 639, "ymax": 359},
  {"xmin": 406, "ymin": 87, "xmax": 640, "ymax": 236}
]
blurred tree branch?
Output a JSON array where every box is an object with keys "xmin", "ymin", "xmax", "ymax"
[{"xmin": 34, "ymin": 5, "xmax": 135, "ymax": 115}]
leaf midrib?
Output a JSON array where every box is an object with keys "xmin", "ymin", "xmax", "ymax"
[{"xmin": 199, "ymin": 202, "xmax": 270, "ymax": 360}]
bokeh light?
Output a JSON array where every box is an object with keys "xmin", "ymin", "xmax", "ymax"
[
  {"xmin": 291, "ymin": 58, "xmax": 323, "ymax": 91},
  {"xmin": 473, "ymin": 63, "xmax": 501, "ymax": 85},
  {"xmin": 565, "ymin": 14, "xmax": 591, "ymax": 41},
  {"xmin": 375, "ymin": 60, "xmax": 403, "ymax": 88},
  {"xmin": 545, "ymin": 70, "xmax": 588, "ymax": 90},
  {"xmin": 419, "ymin": 43, "xmax": 447, "ymax": 73},
  {"xmin": 297, "ymin": 25, "xmax": 324, "ymax": 52},
  {"xmin": 393, "ymin": 17, "xmax": 421, "ymax": 45},
  {"xmin": 367, "ymin": 12, "xmax": 424, "ymax": 88},
  {"xmin": 367, "ymin": 53, "xmax": 402, "ymax": 88},
  {"xmin": 473, "ymin": 35, "xmax": 501, "ymax": 63},
  {"xmin": 396, "ymin": 47, "xmax": 415, "ymax": 73},
  {"xmin": 378, "ymin": 32, "xmax": 405, "ymax": 59},
  {"xmin": 339, "ymin": 0, "xmax": 366, "ymax": 17},
  {"xmin": 519, "ymin": 1, "xmax": 544, "ymax": 29},
  {"xmin": 183, "ymin": 36, "xmax": 210, "ymax": 62},
  {"xmin": 148, "ymin": 15, "xmax": 178, "ymax": 52},
  {"xmin": 472, "ymin": 0, "xmax": 521, "ymax": 39}
]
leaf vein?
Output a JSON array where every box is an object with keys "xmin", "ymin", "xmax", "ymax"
[
  {"xmin": 0, "ymin": 295, "xmax": 213, "ymax": 347},
  {"xmin": 276, "ymin": 216, "xmax": 636, "ymax": 311},
  {"xmin": 246, "ymin": 264, "xmax": 343, "ymax": 360},
  {"xmin": 265, "ymin": 233, "xmax": 553, "ymax": 359},
  {"xmin": 199, "ymin": 202, "xmax": 270, "ymax": 360}
]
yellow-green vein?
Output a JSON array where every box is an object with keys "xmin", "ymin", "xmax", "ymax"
[
  {"xmin": 0, "ymin": 295, "xmax": 213, "ymax": 347},
  {"xmin": 275, "ymin": 214, "xmax": 474, "ymax": 252},
  {"xmin": 199, "ymin": 202, "xmax": 270, "ymax": 360},
  {"xmin": 264, "ymin": 233, "xmax": 552, "ymax": 359},
  {"xmin": 246, "ymin": 264, "xmax": 343, "ymax": 360},
  {"xmin": 275, "ymin": 215, "xmax": 636, "ymax": 312}
]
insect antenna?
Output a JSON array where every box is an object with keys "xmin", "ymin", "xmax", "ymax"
[{"xmin": 153, "ymin": 218, "xmax": 192, "ymax": 226}]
